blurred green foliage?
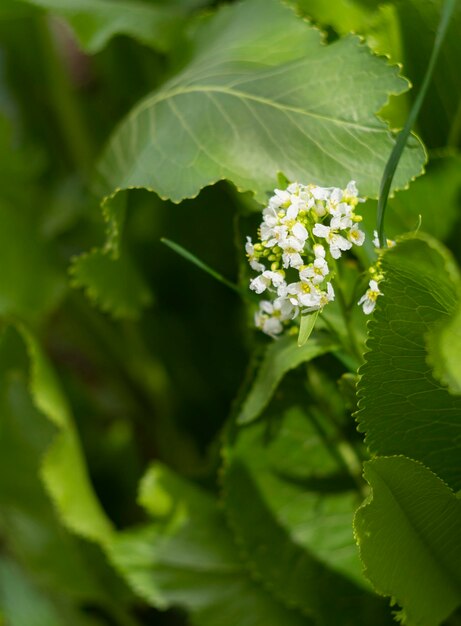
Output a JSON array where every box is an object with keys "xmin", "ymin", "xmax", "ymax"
[{"xmin": 0, "ymin": 1, "xmax": 460, "ymax": 625}]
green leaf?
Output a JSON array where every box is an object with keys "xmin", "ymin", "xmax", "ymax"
[
  {"xmin": 223, "ymin": 403, "xmax": 392, "ymax": 625},
  {"xmin": 354, "ymin": 456, "xmax": 461, "ymax": 626},
  {"xmin": 429, "ymin": 300, "xmax": 461, "ymax": 395},
  {"xmin": 0, "ymin": 202, "xmax": 66, "ymax": 323},
  {"xmin": 0, "ymin": 324, "xmax": 113, "ymax": 544},
  {"xmin": 108, "ymin": 464, "xmax": 312, "ymax": 626},
  {"xmin": 96, "ymin": 0, "xmax": 425, "ymax": 208},
  {"xmin": 20, "ymin": 325, "xmax": 114, "ymax": 542},
  {"xmin": 236, "ymin": 333, "xmax": 338, "ymax": 424},
  {"xmin": 70, "ymin": 248, "xmax": 153, "ymax": 320},
  {"xmin": 18, "ymin": 0, "xmax": 192, "ymax": 54},
  {"xmin": 0, "ymin": 556, "xmax": 105, "ymax": 626},
  {"xmin": 297, "ymin": 311, "xmax": 319, "ymax": 347},
  {"xmin": 0, "ymin": 327, "xmax": 125, "ymax": 610},
  {"xmin": 356, "ymin": 235, "xmax": 461, "ymax": 491}
]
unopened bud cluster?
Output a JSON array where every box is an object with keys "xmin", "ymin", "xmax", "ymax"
[{"xmin": 246, "ymin": 181, "xmax": 366, "ymax": 336}]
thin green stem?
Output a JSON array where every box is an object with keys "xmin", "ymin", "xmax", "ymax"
[
  {"xmin": 308, "ymin": 407, "xmax": 367, "ymax": 497},
  {"xmin": 447, "ymin": 96, "xmax": 461, "ymax": 148},
  {"xmin": 331, "ymin": 260, "xmax": 363, "ymax": 365},
  {"xmin": 376, "ymin": 0, "xmax": 457, "ymax": 247},
  {"xmin": 37, "ymin": 17, "xmax": 94, "ymax": 176},
  {"xmin": 161, "ymin": 237, "xmax": 248, "ymax": 298}
]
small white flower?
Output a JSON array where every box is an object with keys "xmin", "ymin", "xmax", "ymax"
[
  {"xmin": 254, "ymin": 298, "xmax": 294, "ymax": 337},
  {"xmin": 250, "ymin": 270, "xmax": 285, "ymax": 294},
  {"xmin": 313, "ymin": 223, "xmax": 352, "ymax": 259},
  {"xmin": 345, "ymin": 180, "xmax": 358, "ymax": 198},
  {"xmin": 262, "ymin": 206, "xmax": 278, "ymax": 227},
  {"xmin": 313, "ymin": 243, "xmax": 326, "ymax": 259},
  {"xmin": 373, "ymin": 230, "xmax": 396, "ymax": 249},
  {"xmin": 274, "ymin": 295, "xmax": 298, "ymax": 321},
  {"xmin": 358, "ymin": 279, "xmax": 382, "ymax": 314},
  {"xmin": 299, "ymin": 257, "xmax": 329, "ymax": 285},
  {"xmin": 291, "ymin": 221, "xmax": 308, "ymax": 242},
  {"xmin": 269, "ymin": 188, "xmax": 291, "ymax": 210},
  {"xmin": 329, "ymin": 187, "xmax": 343, "ymax": 206},
  {"xmin": 245, "ymin": 237, "xmax": 265, "ymax": 272},
  {"xmin": 348, "ymin": 224, "xmax": 365, "ymax": 247},
  {"xmin": 280, "ymin": 236, "xmax": 304, "ymax": 268},
  {"xmin": 285, "ymin": 281, "xmax": 320, "ymax": 309},
  {"xmin": 311, "ymin": 186, "xmax": 330, "ymax": 201},
  {"xmin": 330, "ymin": 214, "xmax": 353, "ymax": 230}
]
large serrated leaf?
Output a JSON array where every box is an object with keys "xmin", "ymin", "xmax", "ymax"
[
  {"xmin": 95, "ymin": 0, "xmax": 425, "ymax": 209},
  {"xmin": 0, "ymin": 327, "xmax": 129, "ymax": 614},
  {"xmin": 223, "ymin": 401, "xmax": 392, "ymax": 625},
  {"xmin": 354, "ymin": 456, "xmax": 461, "ymax": 626},
  {"xmin": 70, "ymin": 248, "xmax": 153, "ymax": 320},
  {"xmin": 0, "ymin": 324, "xmax": 113, "ymax": 543},
  {"xmin": 428, "ymin": 301, "xmax": 461, "ymax": 395},
  {"xmin": 356, "ymin": 235, "xmax": 461, "ymax": 491},
  {"xmin": 108, "ymin": 463, "xmax": 313, "ymax": 626}
]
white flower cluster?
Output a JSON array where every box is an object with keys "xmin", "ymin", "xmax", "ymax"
[{"xmin": 246, "ymin": 181, "xmax": 365, "ymax": 336}]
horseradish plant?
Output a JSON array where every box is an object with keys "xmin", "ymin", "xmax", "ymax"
[{"xmin": 0, "ymin": 1, "xmax": 460, "ymax": 626}]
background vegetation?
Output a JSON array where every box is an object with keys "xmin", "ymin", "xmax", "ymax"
[{"xmin": 0, "ymin": 0, "xmax": 460, "ymax": 625}]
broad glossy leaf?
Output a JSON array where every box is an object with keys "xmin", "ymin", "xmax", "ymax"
[
  {"xmin": 18, "ymin": 0, "xmax": 191, "ymax": 54},
  {"xmin": 356, "ymin": 235, "xmax": 461, "ymax": 491},
  {"xmin": 0, "ymin": 325, "xmax": 113, "ymax": 544},
  {"xmin": 0, "ymin": 327, "xmax": 120, "ymax": 607},
  {"xmin": 223, "ymin": 403, "xmax": 392, "ymax": 625},
  {"xmin": 236, "ymin": 333, "xmax": 337, "ymax": 424},
  {"xmin": 70, "ymin": 248, "xmax": 153, "ymax": 320},
  {"xmin": 96, "ymin": 0, "xmax": 425, "ymax": 208},
  {"xmin": 108, "ymin": 464, "xmax": 312, "ymax": 626},
  {"xmin": 429, "ymin": 301, "xmax": 461, "ymax": 395},
  {"xmin": 355, "ymin": 456, "xmax": 461, "ymax": 626},
  {"xmin": 0, "ymin": 202, "xmax": 65, "ymax": 323},
  {"xmin": 0, "ymin": 557, "xmax": 105, "ymax": 626},
  {"xmin": 19, "ymin": 325, "xmax": 114, "ymax": 542}
]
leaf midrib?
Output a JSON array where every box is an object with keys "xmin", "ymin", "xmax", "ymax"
[
  {"xmin": 123, "ymin": 84, "xmax": 387, "ymax": 135},
  {"xmin": 371, "ymin": 463, "xmax": 461, "ymax": 598}
]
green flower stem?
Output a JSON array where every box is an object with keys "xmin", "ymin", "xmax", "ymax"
[
  {"xmin": 306, "ymin": 364, "xmax": 366, "ymax": 487},
  {"xmin": 308, "ymin": 405, "xmax": 366, "ymax": 497},
  {"xmin": 161, "ymin": 237, "xmax": 246, "ymax": 298},
  {"xmin": 37, "ymin": 17, "xmax": 94, "ymax": 176},
  {"xmin": 376, "ymin": 0, "xmax": 457, "ymax": 247},
  {"xmin": 331, "ymin": 260, "xmax": 363, "ymax": 365}
]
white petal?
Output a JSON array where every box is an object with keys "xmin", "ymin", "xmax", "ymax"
[
  {"xmin": 363, "ymin": 299, "xmax": 376, "ymax": 315},
  {"xmin": 313, "ymin": 243, "xmax": 326, "ymax": 258},
  {"xmin": 313, "ymin": 223, "xmax": 330, "ymax": 238},
  {"xmin": 292, "ymin": 222, "xmax": 308, "ymax": 241},
  {"xmin": 263, "ymin": 317, "xmax": 283, "ymax": 336}
]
